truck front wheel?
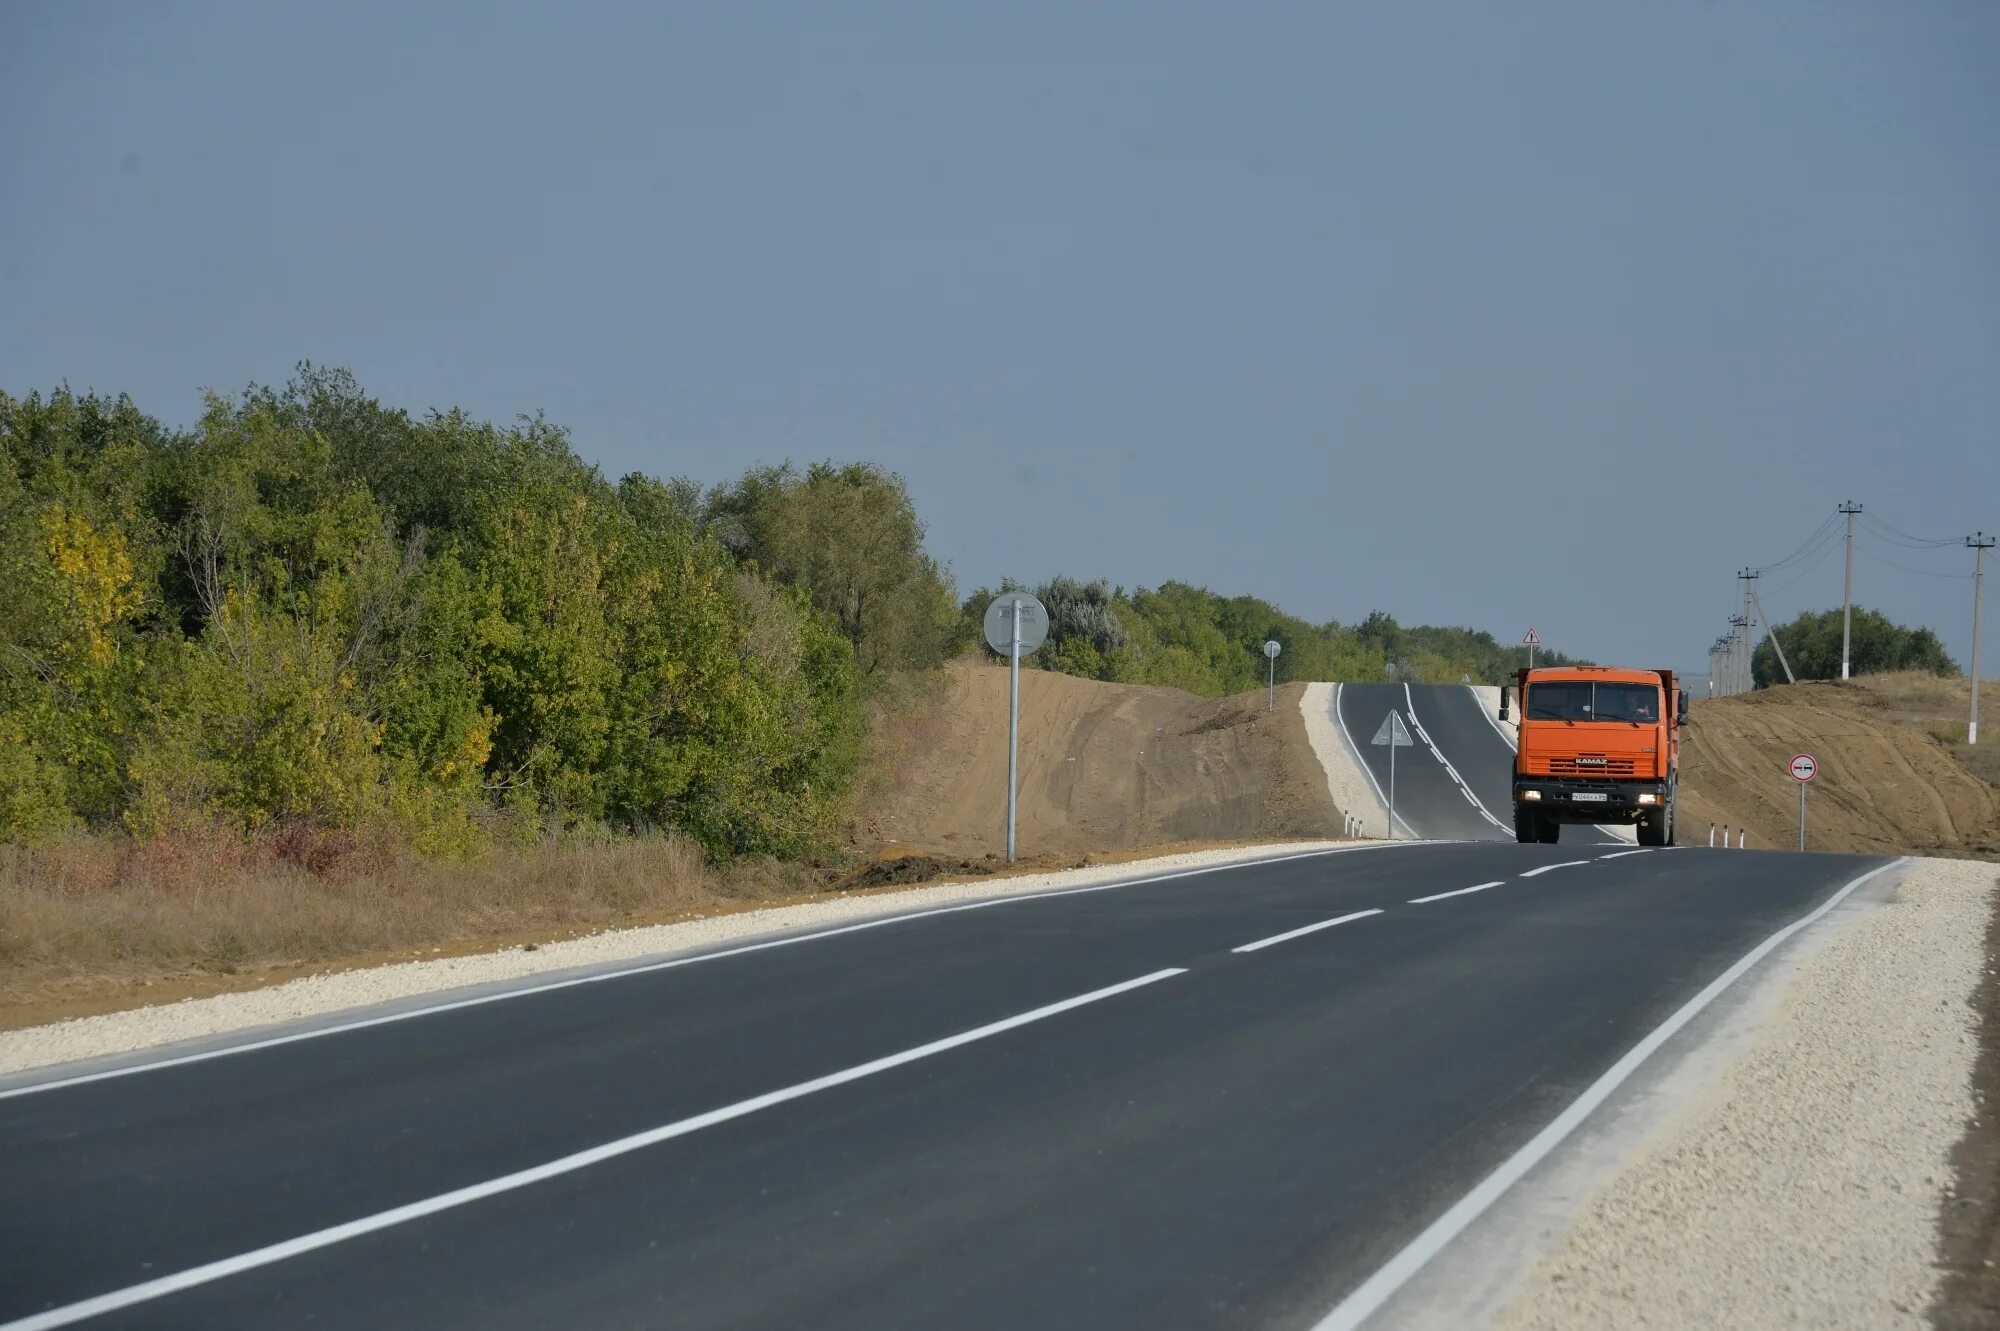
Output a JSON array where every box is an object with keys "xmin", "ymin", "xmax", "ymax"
[
  {"xmin": 1514, "ymin": 806, "xmax": 1540, "ymax": 844},
  {"xmin": 1637, "ymin": 790, "xmax": 1675, "ymax": 847}
]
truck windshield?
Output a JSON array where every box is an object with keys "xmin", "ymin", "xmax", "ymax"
[{"xmin": 1526, "ymin": 682, "xmax": 1661, "ymax": 723}]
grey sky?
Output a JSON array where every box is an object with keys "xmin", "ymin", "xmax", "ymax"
[{"xmin": 5, "ymin": 2, "xmax": 1996, "ymax": 672}]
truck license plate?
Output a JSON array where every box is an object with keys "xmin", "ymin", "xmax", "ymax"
[{"xmin": 1572, "ymin": 792, "xmax": 1609, "ymax": 802}]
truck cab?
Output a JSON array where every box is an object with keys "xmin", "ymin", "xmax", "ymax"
[{"xmin": 1502, "ymin": 666, "xmax": 1685, "ymax": 846}]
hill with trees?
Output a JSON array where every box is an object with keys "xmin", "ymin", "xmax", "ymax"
[
  {"xmin": 1751, "ymin": 607, "xmax": 1957, "ymax": 687},
  {"xmin": 958, "ymin": 578, "xmax": 1584, "ymax": 695},
  {"xmin": 4, "ymin": 366, "xmax": 1589, "ymax": 860},
  {"xmin": 0, "ymin": 371, "xmax": 961, "ymax": 856}
]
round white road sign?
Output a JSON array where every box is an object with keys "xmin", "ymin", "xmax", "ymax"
[
  {"xmin": 983, "ymin": 592, "xmax": 1049, "ymax": 656},
  {"xmin": 1263, "ymin": 639, "xmax": 1282, "ymax": 659},
  {"xmin": 1788, "ymin": 753, "xmax": 1817, "ymax": 783}
]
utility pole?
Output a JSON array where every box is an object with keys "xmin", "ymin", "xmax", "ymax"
[
  {"xmin": 1972, "ymin": 533, "xmax": 1994, "ymax": 745},
  {"xmin": 1730, "ymin": 614, "xmax": 1751, "ymax": 695},
  {"xmin": 1749, "ymin": 578, "xmax": 1795, "ymax": 684},
  {"xmin": 1739, "ymin": 570, "xmax": 1760, "ymax": 690},
  {"xmin": 1839, "ymin": 501, "xmax": 1863, "ymax": 680}
]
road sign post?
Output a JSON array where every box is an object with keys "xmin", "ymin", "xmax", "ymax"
[
  {"xmin": 1264, "ymin": 640, "xmax": 1281, "ymax": 713},
  {"xmin": 1788, "ymin": 752, "xmax": 1817, "ymax": 851},
  {"xmin": 1371, "ymin": 710, "xmax": 1413, "ymax": 838},
  {"xmin": 984, "ymin": 593, "xmax": 1049, "ymax": 863},
  {"xmin": 1522, "ymin": 628, "xmax": 1541, "ymax": 671}
]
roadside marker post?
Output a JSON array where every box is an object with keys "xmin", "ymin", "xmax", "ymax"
[
  {"xmin": 1264, "ymin": 640, "xmax": 1282, "ymax": 713},
  {"xmin": 983, "ymin": 593, "xmax": 1049, "ymax": 864},
  {"xmin": 1788, "ymin": 752, "xmax": 1817, "ymax": 851},
  {"xmin": 1371, "ymin": 710, "xmax": 1414, "ymax": 839}
]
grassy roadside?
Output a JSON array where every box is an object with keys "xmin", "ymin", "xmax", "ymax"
[{"xmin": 0, "ymin": 830, "xmax": 1332, "ymax": 1031}]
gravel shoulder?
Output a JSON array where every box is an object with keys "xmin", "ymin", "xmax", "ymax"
[
  {"xmin": 1485, "ymin": 855, "xmax": 1995, "ymax": 1331},
  {"xmin": 1301, "ymin": 683, "xmax": 1388, "ymax": 836},
  {"xmin": 0, "ymin": 841, "xmax": 1355, "ymax": 1079}
]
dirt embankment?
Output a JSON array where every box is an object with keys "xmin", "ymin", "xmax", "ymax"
[
  {"xmin": 856, "ymin": 661, "xmax": 1343, "ymax": 857},
  {"xmin": 1680, "ymin": 674, "xmax": 2000, "ymax": 859}
]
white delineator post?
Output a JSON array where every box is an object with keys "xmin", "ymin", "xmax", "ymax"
[{"xmin": 1970, "ymin": 533, "xmax": 1992, "ymax": 746}]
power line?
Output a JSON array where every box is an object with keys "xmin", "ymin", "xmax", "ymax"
[
  {"xmin": 1855, "ymin": 544, "xmax": 1974, "ymax": 580},
  {"xmin": 1858, "ymin": 512, "xmax": 1961, "ymax": 549},
  {"xmin": 1756, "ymin": 512, "xmax": 1843, "ymax": 572}
]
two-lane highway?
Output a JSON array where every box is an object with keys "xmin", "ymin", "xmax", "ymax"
[
  {"xmin": 1, "ymin": 843, "xmax": 1896, "ymax": 1330},
  {"xmin": 1335, "ymin": 684, "xmax": 1519, "ymax": 841}
]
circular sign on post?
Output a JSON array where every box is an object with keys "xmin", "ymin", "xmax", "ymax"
[
  {"xmin": 1263, "ymin": 640, "xmax": 1282, "ymax": 659},
  {"xmin": 1788, "ymin": 753, "xmax": 1818, "ymax": 783},
  {"xmin": 983, "ymin": 592, "xmax": 1049, "ymax": 656}
]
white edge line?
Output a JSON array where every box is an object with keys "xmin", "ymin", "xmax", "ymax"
[
  {"xmin": 1468, "ymin": 683, "xmax": 1519, "ymax": 749},
  {"xmin": 1332, "ymin": 683, "xmax": 1421, "ymax": 839},
  {"xmin": 1598, "ymin": 848, "xmax": 1655, "ymax": 860},
  {"xmin": 1231, "ymin": 909, "xmax": 1383, "ymax": 954},
  {"xmin": 0, "ymin": 968, "xmax": 1189, "ymax": 1331},
  {"xmin": 0, "ymin": 846, "xmax": 1395, "ymax": 1101},
  {"xmin": 1517, "ymin": 860, "xmax": 1591, "ymax": 878},
  {"xmin": 1408, "ymin": 881, "xmax": 1506, "ymax": 905},
  {"xmin": 1309, "ymin": 857, "xmax": 1908, "ymax": 1331}
]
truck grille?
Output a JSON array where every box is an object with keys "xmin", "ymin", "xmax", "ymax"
[{"xmin": 1549, "ymin": 755, "xmax": 1636, "ymax": 777}]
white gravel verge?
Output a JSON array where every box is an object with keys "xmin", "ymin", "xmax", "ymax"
[
  {"xmin": 1301, "ymin": 683, "xmax": 1395, "ymax": 838},
  {"xmin": 1493, "ymin": 855, "xmax": 1995, "ymax": 1330},
  {"xmin": 0, "ymin": 841, "xmax": 1357, "ymax": 1078}
]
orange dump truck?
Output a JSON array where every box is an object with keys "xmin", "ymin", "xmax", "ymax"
[{"xmin": 1499, "ymin": 666, "xmax": 1686, "ymax": 846}]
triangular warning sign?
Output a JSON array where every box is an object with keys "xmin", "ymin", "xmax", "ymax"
[{"xmin": 1371, "ymin": 711, "xmax": 1413, "ymax": 746}]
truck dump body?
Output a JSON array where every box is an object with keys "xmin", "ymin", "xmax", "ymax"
[{"xmin": 1506, "ymin": 666, "xmax": 1683, "ymax": 846}]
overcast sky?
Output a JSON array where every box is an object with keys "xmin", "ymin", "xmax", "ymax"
[{"xmin": 5, "ymin": 2, "xmax": 1996, "ymax": 673}]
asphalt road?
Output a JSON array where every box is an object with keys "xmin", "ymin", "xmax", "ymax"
[
  {"xmin": 0, "ymin": 842, "xmax": 1891, "ymax": 1331},
  {"xmin": 1335, "ymin": 684, "xmax": 1520, "ymax": 842}
]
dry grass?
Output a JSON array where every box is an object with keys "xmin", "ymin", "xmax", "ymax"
[
  {"xmin": 0, "ymin": 826, "xmax": 816, "ymax": 1006},
  {"xmin": 1848, "ymin": 672, "xmax": 2000, "ymax": 787}
]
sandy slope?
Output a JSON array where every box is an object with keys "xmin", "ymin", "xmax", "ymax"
[
  {"xmin": 1680, "ymin": 679, "xmax": 2000, "ymax": 858},
  {"xmin": 857, "ymin": 661, "xmax": 1343, "ymax": 856}
]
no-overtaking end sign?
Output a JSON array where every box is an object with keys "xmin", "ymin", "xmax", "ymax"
[{"xmin": 1789, "ymin": 753, "xmax": 1818, "ymax": 783}]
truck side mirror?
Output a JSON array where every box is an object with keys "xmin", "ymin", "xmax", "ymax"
[
  {"xmin": 1498, "ymin": 686, "xmax": 1511, "ymax": 721},
  {"xmin": 1677, "ymin": 696, "xmax": 1690, "ymax": 725}
]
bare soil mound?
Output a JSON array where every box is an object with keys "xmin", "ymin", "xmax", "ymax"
[
  {"xmin": 857, "ymin": 661, "xmax": 1340, "ymax": 857},
  {"xmin": 1680, "ymin": 674, "xmax": 2000, "ymax": 859}
]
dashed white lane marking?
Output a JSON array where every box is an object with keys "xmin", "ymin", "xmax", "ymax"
[
  {"xmin": 0, "ymin": 969, "xmax": 1188, "ymax": 1331},
  {"xmin": 1232, "ymin": 910, "xmax": 1384, "ymax": 954},
  {"xmin": 1408, "ymin": 882, "xmax": 1507, "ymax": 905},
  {"xmin": 1518, "ymin": 860, "xmax": 1591, "ymax": 878},
  {"xmin": 2, "ymin": 846, "xmax": 1381, "ymax": 1103},
  {"xmin": 1599, "ymin": 848, "xmax": 1655, "ymax": 860},
  {"xmin": 1402, "ymin": 684, "xmax": 1510, "ymax": 834}
]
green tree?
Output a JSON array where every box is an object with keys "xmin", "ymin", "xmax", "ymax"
[
  {"xmin": 705, "ymin": 462, "xmax": 960, "ymax": 677},
  {"xmin": 1752, "ymin": 607, "xmax": 1957, "ymax": 686}
]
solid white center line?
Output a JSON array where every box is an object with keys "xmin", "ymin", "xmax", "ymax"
[
  {"xmin": 1408, "ymin": 881, "xmax": 1506, "ymax": 905},
  {"xmin": 1232, "ymin": 909, "xmax": 1383, "ymax": 953},
  {"xmin": 0, "ymin": 969, "xmax": 1186, "ymax": 1331},
  {"xmin": 1518, "ymin": 860, "xmax": 1591, "ymax": 878},
  {"xmin": 1598, "ymin": 848, "xmax": 1655, "ymax": 860}
]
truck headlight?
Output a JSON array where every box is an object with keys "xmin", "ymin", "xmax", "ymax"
[
  {"xmin": 1637, "ymin": 793, "xmax": 1659, "ymax": 805},
  {"xmin": 1522, "ymin": 790, "xmax": 1542, "ymax": 800}
]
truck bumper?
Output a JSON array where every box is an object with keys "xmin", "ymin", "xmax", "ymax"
[{"xmin": 1513, "ymin": 778, "xmax": 1670, "ymax": 824}]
